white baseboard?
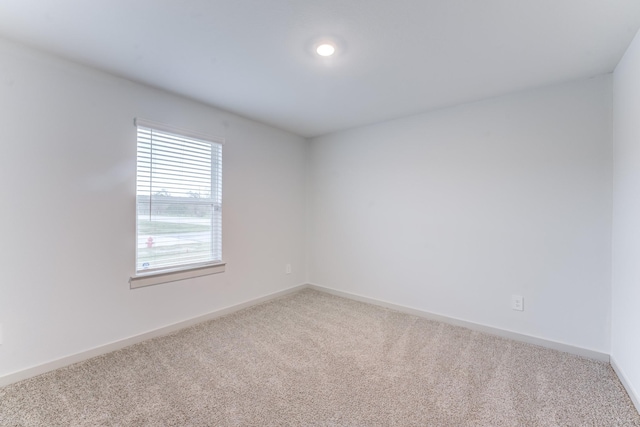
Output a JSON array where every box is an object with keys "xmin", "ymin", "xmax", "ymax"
[
  {"xmin": 0, "ymin": 282, "xmax": 614, "ymax": 389},
  {"xmin": 0, "ymin": 284, "xmax": 308, "ymax": 388},
  {"xmin": 611, "ymin": 355, "xmax": 640, "ymax": 415},
  {"xmin": 307, "ymin": 283, "xmax": 610, "ymax": 362}
]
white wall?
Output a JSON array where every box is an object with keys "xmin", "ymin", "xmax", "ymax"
[
  {"xmin": 308, "ymin": 77, "xmax": 613, "ymax": 353},
  {"xmin": 612, "ymin": 28, "xmax": 640, "ymax": 407},
  {"xmin": 0, "ymin": 38, "xmax": 307, "ymax": 377}
]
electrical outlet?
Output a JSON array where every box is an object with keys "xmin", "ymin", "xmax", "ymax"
[
  {"xmin": 512, "ymin": 295, "xmax": 524, "ymax": 311},
  {"xmin": 285, "ymin": 264, "xmax": 292, "ymax": 274}
]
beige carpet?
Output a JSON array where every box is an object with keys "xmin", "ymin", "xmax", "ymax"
[{"xmin": 1, "ymin": 289, "xmax": 638, "ymax": 426}]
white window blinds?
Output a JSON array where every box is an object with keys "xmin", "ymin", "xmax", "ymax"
[{"xmin": 135, "ymin": 119, "xmax": 223, "ymax": 274}]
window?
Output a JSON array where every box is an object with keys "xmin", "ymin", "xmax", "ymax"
[{"xmin": 130, "ymin": 119, "xmax": 224, "ymax": 288}]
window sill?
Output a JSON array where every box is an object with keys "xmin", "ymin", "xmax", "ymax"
[{"xmin": 129, "ymin": 262, "xmax": 226, "ymax": 289}]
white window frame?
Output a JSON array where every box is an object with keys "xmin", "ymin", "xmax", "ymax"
[{"xmin": 130, "ymin": 118, "xmax": 225, "ymax": 289}]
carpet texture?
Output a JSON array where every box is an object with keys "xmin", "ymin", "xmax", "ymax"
[{"xmin": 1, "ymin": 289, "xmax": 638, "ymax": 426}]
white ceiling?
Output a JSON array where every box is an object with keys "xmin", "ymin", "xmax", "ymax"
[{"xmin": 1, "ymin": 1, "xmax": 640, "ymax": 137}]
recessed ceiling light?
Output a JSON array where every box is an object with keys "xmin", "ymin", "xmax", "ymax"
[{"xmin": 316, "ymin": 43, "xmax": 336, "ymax": 57}]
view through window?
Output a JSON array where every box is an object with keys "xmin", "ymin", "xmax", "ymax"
[{"xmin": 135, "ymin": 121, "xmax": 222, "ymax": 273}]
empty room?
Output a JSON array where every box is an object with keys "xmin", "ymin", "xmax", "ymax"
[{"xmin": 1, "ymin": 1, "xmax": 640, "ymax": 425}]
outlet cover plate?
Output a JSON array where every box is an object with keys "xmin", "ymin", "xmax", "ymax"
[{"xmin": 512, "ymin": 295, "xmax": 524, "ymax": 311}]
